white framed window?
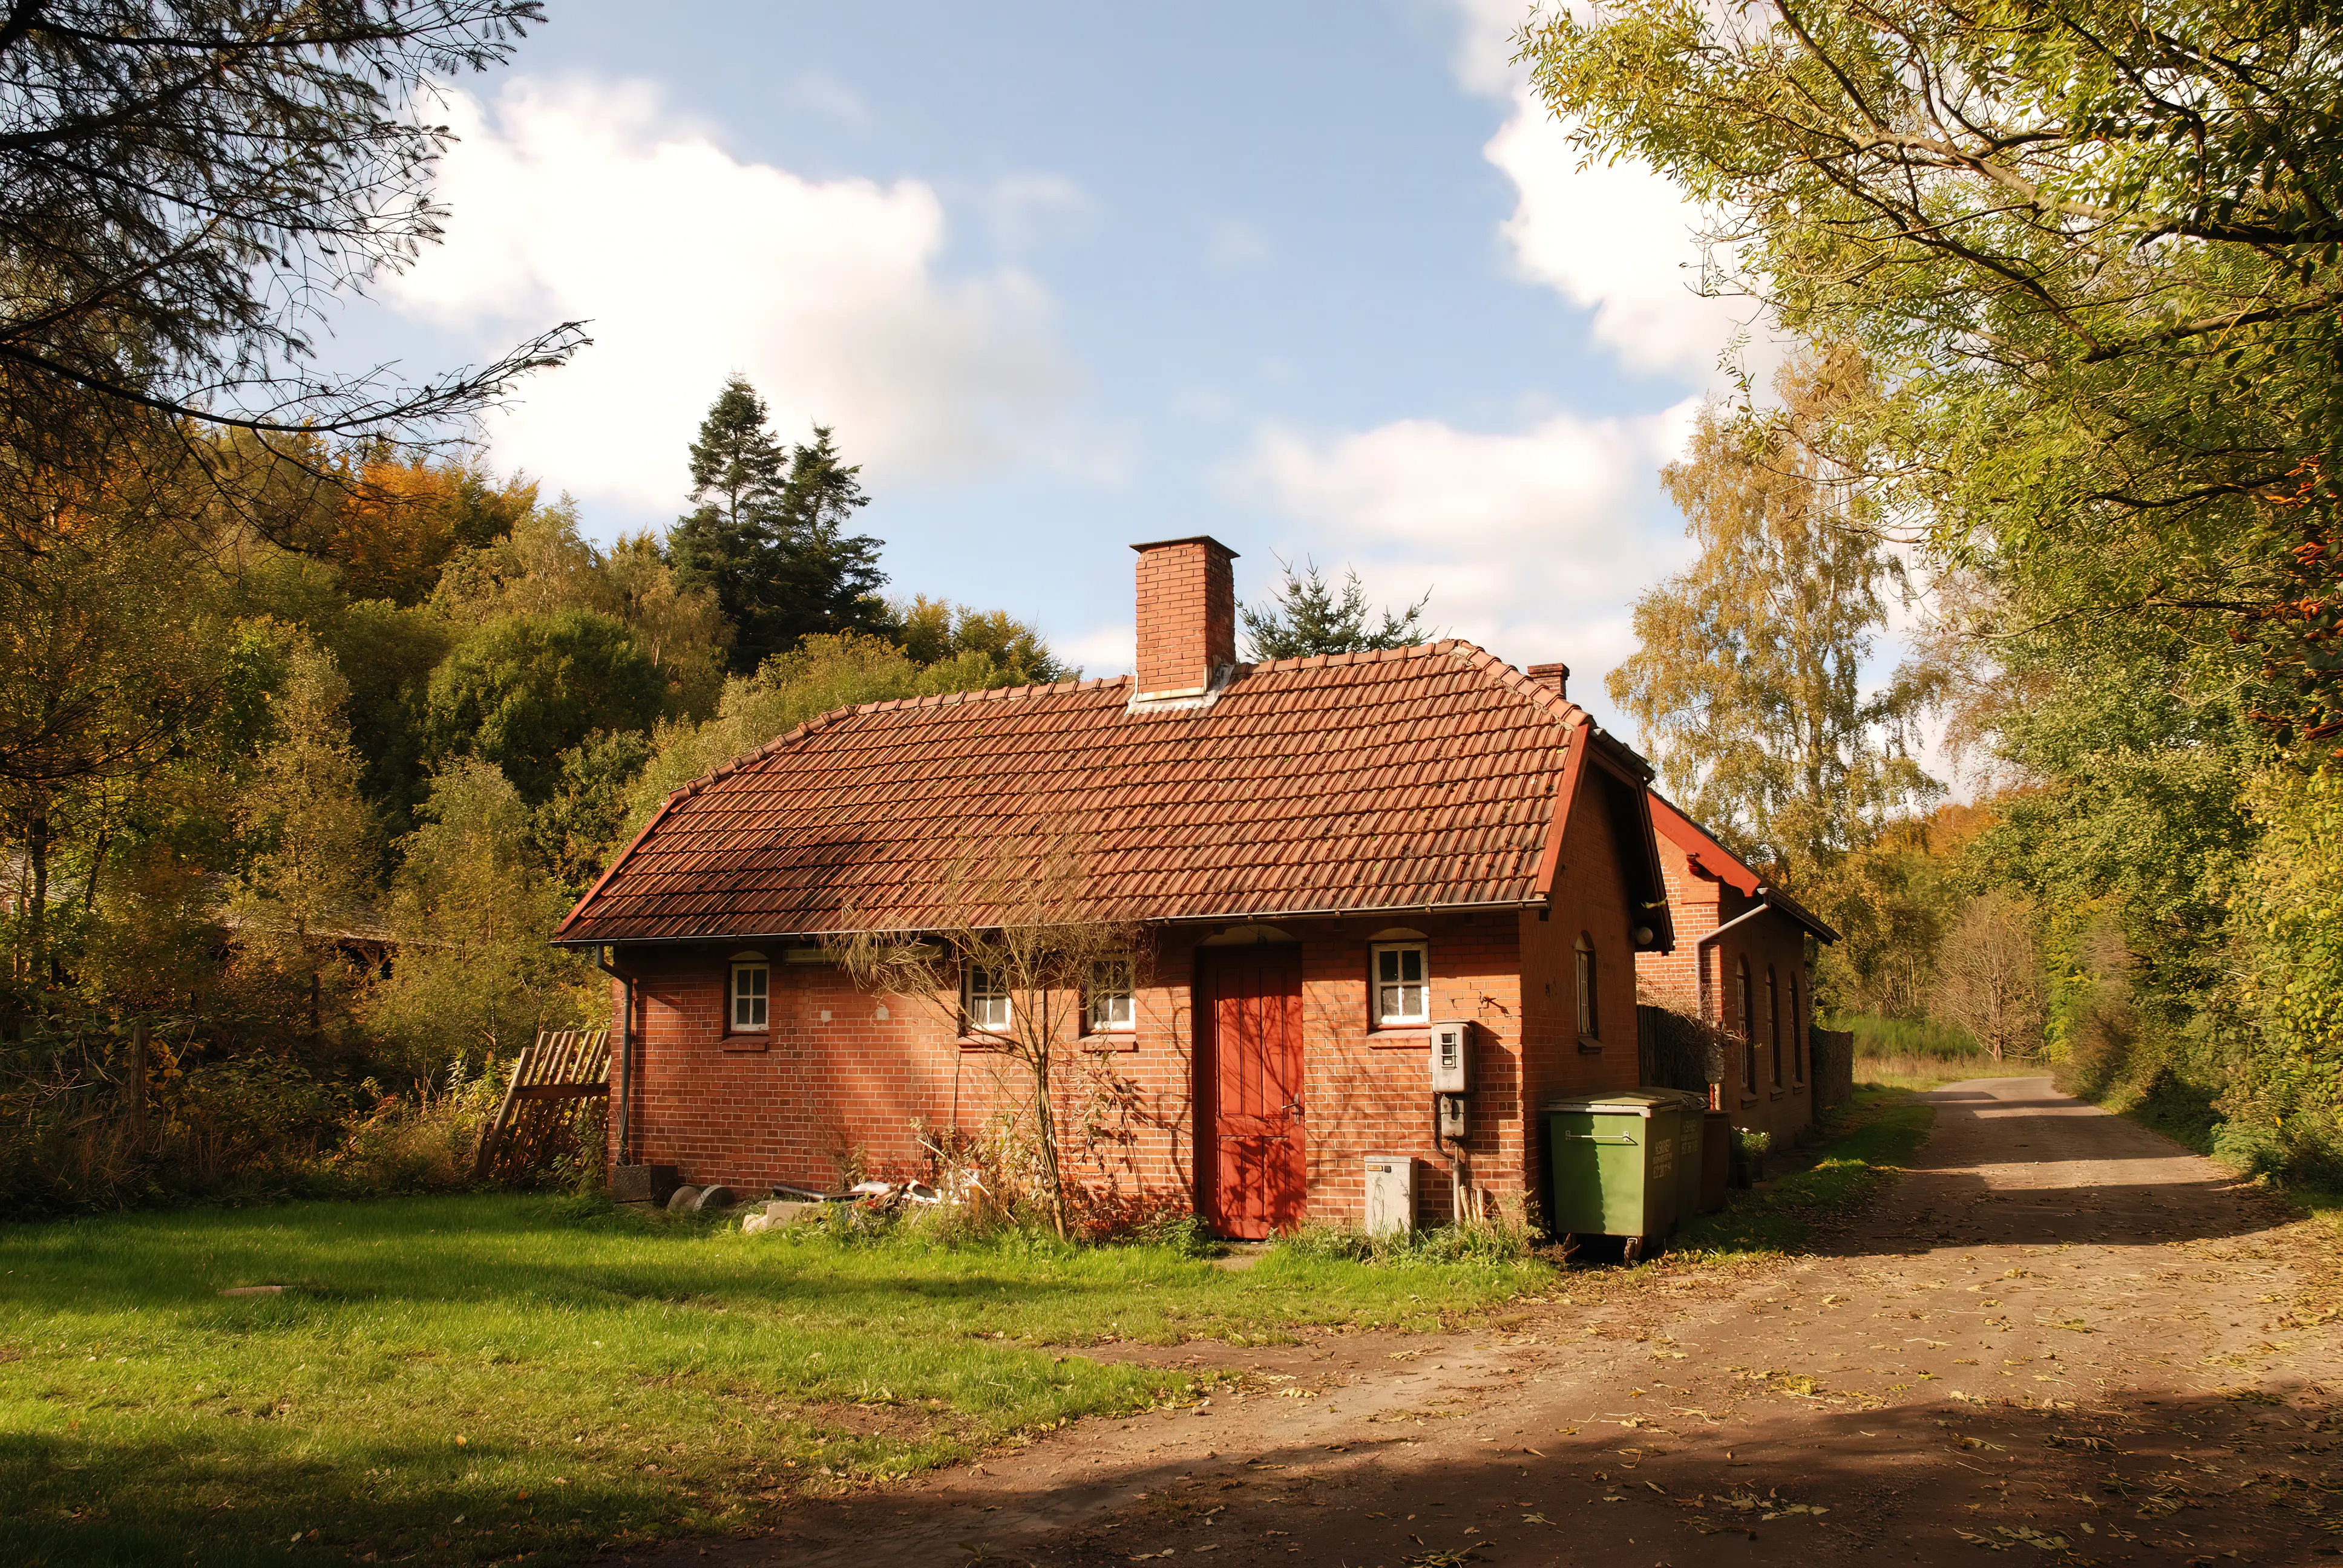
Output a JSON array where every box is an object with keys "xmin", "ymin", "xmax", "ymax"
[
  {"xmin": 729, "ymin": 959, "xmax": 769, "ymax": 1032},
  {"xmin": 1371, "ymin": 942, "xmax": 1429, "ymax": 1028},
  {"xmin": 963, "ymin": 962, "xmax": 1012, "ymax": 1034},
  {"xmin": 1574, "ymin": 933, "xmax": 1599, "ymax": 1040},
  {"xmin": 1086, "ymin": 958, "xmax": 1135, "ymax": 1033}
]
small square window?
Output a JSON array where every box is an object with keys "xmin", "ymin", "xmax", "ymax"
[
  {"xmin": 1087, "ymin": 958, "xmax": 1135, "ymax": 1033},
  {"xmin": 730, "ymin": 962, "xmax": 768, "ymax": 1032},
  {"xmin": 965, "ymin": 963, "xmax": 1011, "ymax": 1034},
  {"xmin": 1371, "ymin": 942, "xmax": 1429, "ymax": 1027}
]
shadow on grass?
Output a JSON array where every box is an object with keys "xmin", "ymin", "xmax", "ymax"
[{"xmin": 0, "ymin": 1421, "xmax": 729, "ymax": 1568}]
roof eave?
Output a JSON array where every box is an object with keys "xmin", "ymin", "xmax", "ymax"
[{"xmin": 552, "ymin": 892, "xmax": 1556, "ymax": 950}]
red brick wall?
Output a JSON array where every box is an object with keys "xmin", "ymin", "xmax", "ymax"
[
  {"xmin": 605, "ymin": 797, "xmax": 1654, "ymax": 1232},
  {"xmin": 1633, "ymin": 832, "xmax": 1818, "ymax": 1145},
  {"xmin": 1132, "ymin": 537, "xmax": 1236, "ymax": 697},
  {"xmin": 1516, "ymin": 778, "xmax": 1647, "ymax": 1228},
  {"xmin": 608, "ymin": 910, "xmax": 1613, "ymax": 1231}
]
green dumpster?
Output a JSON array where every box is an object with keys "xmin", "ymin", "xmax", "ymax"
[
  {"xmin": 1645, "ymin": 1086, "xmax": 1704, "ymax": 1228},
  {"xmin": 1545, "ymin": 1091, "xmax": 1683, "ymax": 1259}
]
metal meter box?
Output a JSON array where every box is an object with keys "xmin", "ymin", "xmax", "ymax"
[
  {"xmin": 1435, "ymin": 1093, "xmax": 1467, "ymax": 1141},
  {"xmin": 1363, "ymin": 1155, "xmax": 1416, "ymax": 1238},
  {"xmin": 1429, "ymin": 1020, "xmax": 1472, "ymax": 1092},
  {"xmin": 1544, "ymin": 1090, "xmax": 1685, "ymax": 1259}
]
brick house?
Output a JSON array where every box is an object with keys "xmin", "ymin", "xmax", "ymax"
[
  {"xmin": 555, "ymin": 535, "xmax": 1677, "ymax": 1237},
  {"xmin": 1634, "ymin": 790, "xmax": 1838, "ymax": 1147}
]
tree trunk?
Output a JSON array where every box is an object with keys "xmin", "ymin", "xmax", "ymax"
[
  {"xmin": 128, "ymin": 1021, "xmax": 149, "ymax": 1144},
  {"xmin": 25, "ymin": 806, "xmax": 48, "ymax": 994},
  {"xmin": 1027, "ymin": 1010, "xmax": 1068, "ymax": 1238}
]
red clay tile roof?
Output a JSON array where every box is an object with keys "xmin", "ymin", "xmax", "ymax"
[{"xmin": 556, "ymin": 640, "xmax": 1660, "ymax": 945}]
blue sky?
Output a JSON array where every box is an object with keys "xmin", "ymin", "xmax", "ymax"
[{"xmin": 339, "ymin": 0, "xmax": 1764, "ymax": 727}]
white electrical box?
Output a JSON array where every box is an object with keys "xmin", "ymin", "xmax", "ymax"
[
  {"xmin": 1429, "ymin": 1019, "xmax": 1472, "ymax": 1092},
  {"xmin": 1363, "ymin": 1155, "xmax": 1416, "ymax": 1237}
]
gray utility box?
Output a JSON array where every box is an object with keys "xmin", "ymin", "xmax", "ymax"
[{"xmin": 1363, "ymin": 1155, "xmax": 1417, "ymax": 1237}]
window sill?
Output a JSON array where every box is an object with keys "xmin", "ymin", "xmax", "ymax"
[
  {"xmin": 1769, "ymin": 1089, "xmax": 1784, "ymax": 1100},
  {"xmin": 1739, "ymin": 1095, "xmax": 1758, "ymax": 1108},
  {"xmin": 1079, "ymin": 1034, "xmax": 1138, "ymax": 1053},
  {"xmin": 957, "ymin": 1038, "xmax": 1009, "ymax": 1053},
  {"xmin": 720, "ymin": 1035, "xmax": 768, "ymax": 1053},
  {"xmin": 1369, "ymin": 1028, "xmax": 1428, "ymax": 1050},
  {"xmin": 1576, "ymin": 1034, "xmax": 1603, "ymax": 1054}
]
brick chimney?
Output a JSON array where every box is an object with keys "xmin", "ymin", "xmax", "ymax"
[
  {"xmin": 1526, "ymin": 661, "xmax": 1570, "ymax": 700},
  {"xmin": 1132, "ymin": 536, "xmax": 1238, "ymax": 699}
]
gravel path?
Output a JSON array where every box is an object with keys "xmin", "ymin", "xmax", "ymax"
[{"xmin": 634, "ymin": 1077, "xmax": 2342, "ymax": 1566}]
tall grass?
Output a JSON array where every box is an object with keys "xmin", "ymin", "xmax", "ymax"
[
  {"xmin": 1830, "ymin": 1011, "xmax": 1997, "ymax": 1088},
  {"xmin": 1837, "ymin": 1013, "xmax": 1982, "ymax": 1059}
]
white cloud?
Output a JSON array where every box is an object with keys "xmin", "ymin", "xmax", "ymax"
[
  {"xmin": 1203, "ymin": 217, "xmax": 1274, "ymax": 273},
  {"xmin": 1058, "ymin": 621, "xmax": 1137, "ymax": 679},
  {"xmin": 1485, "ymin": 93, "xmax": 1763, "ymax": 381},
  {"xmin": 1447, "ymin": 0, "xmax": 1539, "ymax": 96},
  {"xmin": 1227, "ymin": 402, "xmax": 1699, "ymax": 689},
  {"xmin": 1439, "ymin": 2, "xmax": 1768, "ymax": 384},
  {"xmin": 787, "ymin": 69, "xmax": 873, "ymax": 128},
  {"xmin": 387, "ymin": 77, "xmax": 1090, "ymax": 516},
  {"xmin": 987, "ymin": 172, "xmax": 1091, "ymax": 252}
]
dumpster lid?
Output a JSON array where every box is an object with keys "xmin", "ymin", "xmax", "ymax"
[
  {"xmin": 1636, "ymin": 1085, "xmax": 1710, "ymax": 1109},
  {"xmin": 1543, "ymin": 1089, "xmax": 1686, "ymax": 1116}
]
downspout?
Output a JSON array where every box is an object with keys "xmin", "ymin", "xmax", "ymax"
[
  {"xmin": 1694, "ymin": 898, "xmax": 1775, "ymax": 1111},
  {"xmin": 595, "ymin": 945, "xmax": 635, "ymax": 1168}
]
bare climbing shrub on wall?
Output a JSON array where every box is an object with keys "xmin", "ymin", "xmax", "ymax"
[{"xmin": 827, "ymin": 828, "xmax": 1149, "ymax": 1239}]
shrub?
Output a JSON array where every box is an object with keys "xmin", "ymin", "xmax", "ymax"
[
  {"xmin": 1275, "ymin": 1217, "xmax": 1534, "ymax": 1266},
  {"xmin": 324, "ymin": 1061, "xmax": 502, "ymax": 1195}
]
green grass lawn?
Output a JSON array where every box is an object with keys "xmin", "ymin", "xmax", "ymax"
[{"xmin": 0, "ymin": 1195, "xmax": 1548, "ymax": 1567}]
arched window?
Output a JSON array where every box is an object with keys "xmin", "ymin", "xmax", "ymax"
[
  {"xmin": 1792, "ymin": 970, "xmax": 1806, "ymax": 1082},
  {"xmin": 1735, "ymin": 956, "xmax": 1755, "ymax": 1092},
  {"xmin": 1767, "ymin": 965, "xmax": 1782, "ymax": 1086},
  {"xmin": 1574, "ymin": 933, "xmax": 1599, "ymax": 1040}
]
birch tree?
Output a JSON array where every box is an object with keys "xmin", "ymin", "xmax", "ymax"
[{"xmin": 1608, "ymin": 345, "xmax": 1938, "ymax": 882}]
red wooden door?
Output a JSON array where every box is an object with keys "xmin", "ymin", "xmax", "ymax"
[{"xmin": 1198, "ymin": 944, "xmax": 1306, "ymax": 1238}]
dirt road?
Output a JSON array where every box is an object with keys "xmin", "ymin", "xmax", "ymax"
[{"xmin": 644, "ymin": 1078, "xmax": 2343, "ymax": 1566}]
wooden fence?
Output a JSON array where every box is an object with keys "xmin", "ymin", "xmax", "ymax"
[
  {"xmin": 1636, "ymin": 1002, "xmax": 1726, "ymax": 1098},
  {"xmin": 1810, "ymin": 1026, "xmax": 1856, "ymax": 1112},
  {"xmin": 473, "ymin": 1028, "xmax": 611, "ymax": 1183}
]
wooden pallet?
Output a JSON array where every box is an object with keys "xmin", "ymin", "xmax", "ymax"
[{"xmin": 473, "ymin": 1028, "xmax": 611, "ymax": 1183}]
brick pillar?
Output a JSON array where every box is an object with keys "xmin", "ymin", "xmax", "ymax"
[{"xmin": 1131, "ymin": 536, "xmax": 1238, "ymax": 699}]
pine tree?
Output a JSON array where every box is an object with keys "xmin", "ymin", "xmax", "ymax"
[
  {"xmin": 687, "ymin": 377, "xmax": 790, "ymax": 531},
  {"xmin": 669, "ymin": 377, "xmax": 789, "ymax": 669},
  {"xmin": 1240, "ymin": 557, "xmax": 1432, "ymax": 661},
  {"xmin": 767, "ymin": 425, "xmax": 888, "ymax": 646},
  {"xmin": 668, "ymin": 384, "xmax": 889, "ymax": 673}
]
